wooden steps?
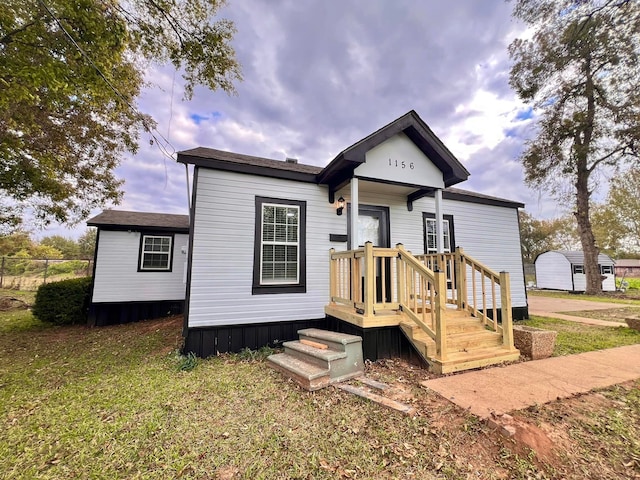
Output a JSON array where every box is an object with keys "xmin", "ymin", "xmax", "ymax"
[
  {"xmin": 267, "ymin": 329, "xmax": 364, "ymax": 391},
  {"xmin": 400, "ymin": 311, "xmax": 520, "ymax": 374}
]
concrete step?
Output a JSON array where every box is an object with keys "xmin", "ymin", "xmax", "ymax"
[
  {"xmin": 283, "ymin": 340, "xmax": 347, "ymax": 369},
  {"xmin": 267, "ymin": 353, "xmax": 330, "ymax": 391},
  {"xmin": 298, "ymin": 328, "xmax": 362, "ymax": 351}
]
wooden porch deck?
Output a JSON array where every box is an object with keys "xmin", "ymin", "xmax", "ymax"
[{"xmin": 327, "ymin": 244, "xmax": 520, "ymax": 373}]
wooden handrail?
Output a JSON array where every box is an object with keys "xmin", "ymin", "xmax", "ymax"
[{"xmin": 328, "ymin": 244, "xmax": 515, "ymax": 354}]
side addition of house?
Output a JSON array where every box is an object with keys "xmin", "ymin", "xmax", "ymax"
[{"xmin": 87, "ymin": 210, "xmax": 189, "ymax": 325}]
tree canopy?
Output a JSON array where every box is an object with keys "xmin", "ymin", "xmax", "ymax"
[
  {"xmin": 509, "ymin": 0, "xmax": 640, "ymax": 294},
  {"xmin": 0, "ymin": 0, "xmax": 241, "ymax": 232}
]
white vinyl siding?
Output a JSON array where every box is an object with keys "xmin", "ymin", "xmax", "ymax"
[
  {"xmin": 187, "ymin": 169, "xmax": 343, "ymax": 328},
  {"xmin": 535, "ymin": 252, "xmax": 573, "ymax": 290},
  {"xmin": 187, "ymin": 169, "xmax": 528, "ymax": 329},
  {"xmin": 92, "ymin": 230, "xmax": 188, "ymax": 302}
]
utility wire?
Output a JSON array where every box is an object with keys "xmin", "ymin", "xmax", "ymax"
[{"xmin": 37, "ymin": 0, "xmax": 178, "ymax": 165}]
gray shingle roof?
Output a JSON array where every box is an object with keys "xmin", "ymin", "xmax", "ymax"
[
  {"xmin": 555, "ymin": 251, "xmax": 615, "ymax": 265},
  {"xmin": 179, "ymin": 147, "xmax": 323, "ymax": 175},
  {"xmin": 87, "ymin": 210, "xmax": 189, "ymax": 231}
]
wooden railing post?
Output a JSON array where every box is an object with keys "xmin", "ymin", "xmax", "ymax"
[
  {"xmin": 396, "ymin": 244, "xmax": 406, "ymax": 307},
  {"xmin": 329, "ymin": 248, "xmax": 336, "ymax": 304},
  {"xmin": 434, "ymin": 270, "xmax": 447, "ymax": 360},
  {"xmin": 499, "ymin": 271, "xmax": 514, "ymax": 349},
  {"xmin": 364, "ymin": 242, "xmax": 375, "ymax": 316},
  {"xmin": 455, "ymin": 247, "xmax": 466, "ymax": 310}
]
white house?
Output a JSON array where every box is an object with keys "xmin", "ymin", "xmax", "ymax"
[
  {"xmin": 172, "ymin": 111, "xmax": 528, "ymax": 367},
  {"xmin": 87, "ymin": 210, "xmax": 189, "ymax": 326},
  {"xmin": 535, "ymin": 250, "xmax": 616, "ymax": 292},
  {"xmin": 87, "ymin": 111, "xmax": 528, "ymax": 371}
]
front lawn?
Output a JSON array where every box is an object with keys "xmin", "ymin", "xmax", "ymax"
[
  {"xmin": 518, "ymin": 316, "xmax": 640, "ymax": 356},
  {"xmin": 1, "ymin": 311, "xmax": 639, "ymax": 479}
]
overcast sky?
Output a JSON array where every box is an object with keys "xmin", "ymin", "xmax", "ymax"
[{"xmin": 41, "ymin": 0, "xmax": 571, "ymax": 239}]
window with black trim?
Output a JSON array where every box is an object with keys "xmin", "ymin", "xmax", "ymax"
[
  {"xmin": 253, "ymin": 197, "xmax": 306, "ymax": 294},
  {"xmin": 139, "ymin": 234, "xmax": 173, "ymax": 271},
  {"xmin": 573, "ymin": 265, "xmax": 584, "ymax": 274},
  {"xmin": 422, "ymin": 213, "xmax": 455, "ymax": 254},
  {"xmin": 601, "ymin": 265, "xmax": 613, "ymax": 275}
]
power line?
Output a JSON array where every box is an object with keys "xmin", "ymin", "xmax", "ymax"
[{"xmin": 37, "ymin": 0, "xmax": 178, "ymax": 165}]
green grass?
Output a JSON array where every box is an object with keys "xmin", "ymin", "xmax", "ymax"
[
  {"xmin": 518, "ymin": 316, "xmax": 640, "ymax": 355},
  {"xmin": 528, "ymin": 289, "xmax": 640, "ymax": 305},
  {"xmin": 1, "ymin": 310, "xmax": 639, "ymax": 479}
]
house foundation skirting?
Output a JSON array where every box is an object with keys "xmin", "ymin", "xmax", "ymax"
[
  {"xmin": 89, "ymin": 300, "xmax": 184, "ymax": 327},
  {"xmin": 183, "ymin": 318, "xmax": 328, "ymax": 358}
]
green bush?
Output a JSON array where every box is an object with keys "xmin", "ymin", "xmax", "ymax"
[
  {"xmin": 47, "ymin": 260, "xmax": 89, "ymax": 275},
  {"xmin": 32, "ymin": 277, "xmax": 92, "ymax": 325}
]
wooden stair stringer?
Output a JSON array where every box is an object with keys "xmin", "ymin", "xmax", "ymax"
[{"xmin": 398, "ymin": 310, "xmax": 520, "ymax": 374}]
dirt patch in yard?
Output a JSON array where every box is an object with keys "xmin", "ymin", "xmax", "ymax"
[{"xmin": 559, "ymin": 306, "xmax": 640, "ymax": 322}]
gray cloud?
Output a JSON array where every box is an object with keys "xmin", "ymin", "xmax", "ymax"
[{"xmin": 39, "ymin": 0, "xmax": 563, "ymax": 239}]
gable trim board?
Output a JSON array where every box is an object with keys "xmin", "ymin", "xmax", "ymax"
[{"xmin": 89, "ymin": 110, "xmax": 529, "ymax": 358}]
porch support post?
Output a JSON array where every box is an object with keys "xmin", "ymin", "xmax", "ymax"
[
  {"xmin": 350, "ymin": 177, "xmax": 359, "ymax": 248},
  {"xmin": 435, "ymin": 188, "xmax": 444, "ymax": 255}
]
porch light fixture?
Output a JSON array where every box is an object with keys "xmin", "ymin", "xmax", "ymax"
[{"xmin": 336, "ymin": 196, "xmax": 345, "ymax": 216}]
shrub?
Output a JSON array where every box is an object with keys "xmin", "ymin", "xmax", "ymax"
[
  {"xmin": 47, "ymin": 260, "xmax": 89, "ymax": 275},
  {"xmin": 32, "ymin": 277, "xmax": 92, "ymax": 325}
]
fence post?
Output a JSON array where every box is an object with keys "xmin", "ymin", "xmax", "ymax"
[
  {"xmin": 500, "ymin": 271, "xmax": 514, "ymax": 349},
  {"xmin": 0, "ymin": 256, "xmax": 4, "ymax": 288},
  {"xmin": 43, "ymin": 259, "xmax": 49, "ymax": 284}
]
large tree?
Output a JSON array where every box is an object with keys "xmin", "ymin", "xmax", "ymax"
[
  {"xmin": 0, "ymin": 0, "xmax": 240, "ymax": 232},
  {"xmin": 509, "ymin": 0, "xmax": 640, "ymax": 294},
  {"xmin": 593, "ymin": 167, "xmax": 640, "ymax": 256}
]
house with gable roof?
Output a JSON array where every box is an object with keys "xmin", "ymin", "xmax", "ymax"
[{"xmin": 88, "ymin": 110, "xmax": 527, "ymax": 373}]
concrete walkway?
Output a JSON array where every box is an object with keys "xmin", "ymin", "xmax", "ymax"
[
  {"xmin": 421, "ymin": 344, "xmax": 640, "ymax": 418},
  {"xmin": 528, "ymin": 295, "xmax": 628, "ymax": 326}
]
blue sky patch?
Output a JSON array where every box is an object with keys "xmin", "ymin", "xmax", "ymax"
[{"xmin": 515, "ymin": 107, "xmax": 533, "ymax": 121}]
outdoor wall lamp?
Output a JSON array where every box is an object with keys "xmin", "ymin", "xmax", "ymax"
[{"xmin": 336, "ymin": 196, "xmax": 345, "ymax": 216}]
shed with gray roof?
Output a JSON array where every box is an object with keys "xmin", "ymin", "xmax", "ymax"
[{"xmin": 535, "ymin": 250, "xmax": 616, "ymax": 292}]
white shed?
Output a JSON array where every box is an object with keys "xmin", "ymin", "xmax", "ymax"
[{"xmin": 535, "ymin": 250, "xmax": 616, "ymax": 292}]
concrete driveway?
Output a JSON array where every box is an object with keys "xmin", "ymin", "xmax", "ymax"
[{"xmin": 528, "ymin": 295, "xmax": 629, "ymax": 325}]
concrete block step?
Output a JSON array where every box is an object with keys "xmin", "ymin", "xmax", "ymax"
[
  {"xmin": 283, "ymin": 340, "xmax": 347, "ymax": 369},
  {"xmin": 267, "ymin": 353, "xmax": 330, "ymax": 391},
  {"xmin": 298, "ymin": 328, "xmax": 363, "ymax": 349}
]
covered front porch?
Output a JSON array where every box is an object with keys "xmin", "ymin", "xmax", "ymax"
[{"xmin": 325, "ymin": 243, "xmax": 520, "ymax": 373}]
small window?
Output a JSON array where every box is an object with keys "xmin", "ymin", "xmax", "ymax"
[
  {"xmin": 423, "ymin": 213, "xmax": 455, "ymax": 255},
  {"xmin": 139, "ymin": 235, "xmax": 173, "ymax": 271},
  {"xmin": 601, "ymin": 265, "xmax": 613, "ymax": 275},
  {"xmin": 573, "ymin": 265, "xmax": 584, "ymax": 274},
  {"xmin": 253, "ymin": 197, "xmax": 306, "ymax": 294}
]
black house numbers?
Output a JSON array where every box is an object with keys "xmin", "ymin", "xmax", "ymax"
[{"xmin": 388, "ymin": 158, "xmax": 415, "ymax": 169}]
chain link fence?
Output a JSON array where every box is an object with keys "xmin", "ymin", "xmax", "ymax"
[{"xmin": 0, "ymin": 257, "xmax": 93, "ymax": 291}]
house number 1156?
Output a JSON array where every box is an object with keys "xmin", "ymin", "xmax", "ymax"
[{"xmin": 389, "ymin": 159, "xmax": 415, "ymax": 169}]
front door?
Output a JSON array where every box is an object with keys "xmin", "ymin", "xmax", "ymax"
[{"xmin": 348, "ymin": 205, "xmax": 391, "ymax": 302}]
